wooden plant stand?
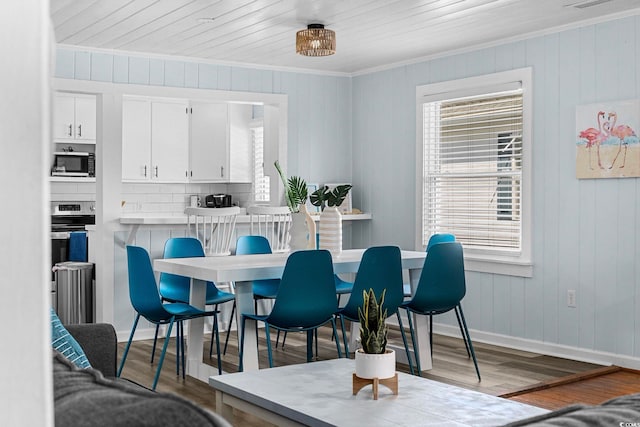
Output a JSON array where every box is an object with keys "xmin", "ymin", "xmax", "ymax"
[{"xmin": 352, "ymin": 373, "xmax": 398, "ymax": 400}]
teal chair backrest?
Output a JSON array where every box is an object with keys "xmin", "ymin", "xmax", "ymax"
[
  {"xmin": 412, "ymin": 242, "xmax": 466, "ymax": 311},
  {"xmin": 126, "ymin": 245, "xmax": 172, "ymax": 323},
  {"xmin": 339, "ymin": 246, "xmax": 404, "ymax": 321},
  {"xmin": 267, "ymin": 250, "xmax": 336, "ymax": 329},
  {"xmin": 159, "ymin": 237, "xmax": 217, "ymax": 302},
  {"xmin": 236, "ymin": 235, "xmax": 272, "ymax": 255},
  {"xmin": 426, "ymin": 233, "xmax": 456, "ymax": 251}
]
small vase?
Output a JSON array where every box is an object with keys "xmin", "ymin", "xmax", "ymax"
[
  {"xmin": 319, "ymin": 206, "xmax": 342, "ymax": 256},
  {"xmin": 355, "ymin": 349, "xmax": 396, "ymax": 379},
  {"xmin": 289, "ymin": 203, "xmax": 316, "ymax": 251}
]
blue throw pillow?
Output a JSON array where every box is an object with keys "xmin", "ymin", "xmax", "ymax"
[{"xmin": 50, "ymin": 308, "xmax": 91, "ymax": 369}]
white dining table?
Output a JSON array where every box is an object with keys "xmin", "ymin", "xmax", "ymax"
[{"xmin": 153, "ymin": 248, "xmax": 429, "ymax": 382}]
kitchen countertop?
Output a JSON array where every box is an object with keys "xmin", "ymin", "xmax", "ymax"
[{"xmin": 119, "ymin": 212, "xmax": 372, "ymax": 225}]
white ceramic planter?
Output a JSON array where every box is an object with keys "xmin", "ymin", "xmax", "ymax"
[
  {"xmin": 354, "ymin": 349, "xmax": 396, "ymax": 379},
  {"xmin": 289, "ymin": 203, "xmax": 316, "ymax": 251},
  {"xmin": 319, "ymin": 206, "xmax": 342, "ymax": 256}
]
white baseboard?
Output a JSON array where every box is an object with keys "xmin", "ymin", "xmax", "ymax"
[{"xmin": 433, "ymin": 323, "xmax": 640, "ymax": 370}]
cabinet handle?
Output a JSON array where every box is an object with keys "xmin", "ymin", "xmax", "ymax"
[
  {"xmin": 185, "ymin": 170, "xmax": 188, "ymax": 177},
  {"xmin": 220, "ymin": 166, "xmax": 224, "ymax": 178},
  {"xmin": 68, "ymin": 124, "xmax": 72, "ymax": 137},
  {"xmin": 190, "ymin": 171, "xmax": 193, "ymax": 177},
  {"xmin": 77, "ymin": 124, "xmax": 82, "ymax": 137},
  {"xmin": 155, "ymin": 166, "xmax": 158, "ymax": 178},
  {"xmin": 143, "ymin": 165, "xmax": 147, "ymax": 177}
]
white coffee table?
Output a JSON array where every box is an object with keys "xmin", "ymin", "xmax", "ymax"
[{"xmin": 209, "ymin": 358, "xmax": 548, "ymax": 426}]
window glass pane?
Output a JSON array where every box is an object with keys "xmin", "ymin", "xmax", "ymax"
[
  {"xmin": 423, "ymin": 91, "xmax": 523, "ymax": 253},
  {"xmin": 252, "ymin": 125, "xmax": 270, "ymax": 202}
]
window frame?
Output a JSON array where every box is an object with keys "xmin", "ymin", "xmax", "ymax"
[{"xmin": 415, "ymin": 68, "xmax": 533, "ymax": 277}]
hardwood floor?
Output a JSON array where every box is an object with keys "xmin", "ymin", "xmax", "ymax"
[{"xmin": 117, "ymin": 323, "xmax": 606, "ymax": 425}]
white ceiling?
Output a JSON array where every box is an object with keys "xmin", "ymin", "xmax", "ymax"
[{"xmin": 51, "ymin": 0, "xmax": 640, "ymax": 75}]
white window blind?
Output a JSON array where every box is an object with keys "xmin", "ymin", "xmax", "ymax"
[
  {"xmin": 251, "ymin": 124, "xmax": 270, "ymax": 202},
  {"xmin": 422, "ymin": 89, "xmax": 523, "ymax": 254}
]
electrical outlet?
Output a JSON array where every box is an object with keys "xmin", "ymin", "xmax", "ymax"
[{"xmin": 567, "ymin": 290, "xmax": 577, "ymax": 308}]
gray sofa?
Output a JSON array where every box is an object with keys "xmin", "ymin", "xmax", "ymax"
[
  {"xmin": 504, "ymin": 393, "xmax": 640, "ymax": 426},
  {"xmin": 55, "ymin": 323, "xmax": 230, "ymax": 427}
]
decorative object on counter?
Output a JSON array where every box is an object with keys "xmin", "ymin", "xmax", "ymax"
[
  {"xmin": 353, "ymin": 288, "xmax": 398, "ymax": 400},
  {"xmin": 310, "ymin": 184, "xmax": 352, "ymax": 256},
  {"xmin": 274, "ymin": 161, "xmax": 316, "ymax": 250}
]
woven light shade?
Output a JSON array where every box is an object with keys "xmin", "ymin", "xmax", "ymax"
[{"xmin": 296, "ymin": 24, "xmax": 336, "ymax": 57}]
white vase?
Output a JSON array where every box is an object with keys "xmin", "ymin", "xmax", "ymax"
[
  {"xmin": 289, "ymin": 203, "xmax": 316, "ymax": 251},
  {"xmin": 319, "ymin": 206, "xmax": 342, "ymax": 256},
  {"xmin": 355, "ymin": 349, "xmax": 396, "ymax": 379}
]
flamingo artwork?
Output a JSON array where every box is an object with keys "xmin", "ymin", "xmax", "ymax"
[
  {"xmin": 607, "ymin": 112, "xmax": 637, "ymax": 169},
  {"xmin": 578, "ymin": 111, "xmax": 608, "ymax": 170}
]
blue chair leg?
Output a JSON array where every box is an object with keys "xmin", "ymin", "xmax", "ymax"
[
  {"xmin": 330, "ymin": 318, "xmax": 342, "ymax": 358},
  {"xmin": 457, "ymin": 304, "xmax": 481, "ymax": 381},
  {"xmin": 150, "ymin": 323, "xmax": 160, "ymax": 364},
  {"xmin": 306, "ymin": 330, "xmax": 313, "ymax": 362},
  {"xmin": 152, "ymin": 317, "xmax": 175, "ymax": 390},
  {"xmin": 117, "ymin": 314, "xmax": 140, "ymax": 377},
  {"xmin": 429, "ymin": 314, "xmax": 433, "ymax": 356},
  {"xmin": 238, "ymin": 316, "xmax": 246, "ymax": 372},
  {"xmin": 176, "ymin": 321, "xmax": 181, "ymax": 376},
  {"xmin": 265, "ymin": 323, "xmax": 274, "ymax": 368},
  {"xmin": 211, "ymin": 313, "xmax": 222, "ymax": 375},
  {"xmin": 180, "ymin": 321, "xmax": 186, "ymax": 379},
  {"xmin": 454, "ymin": 306, "xmax": 471, "ymax": 358},
  {"xmin": 339, "ymin": 315, "xmax": 349, "ymax": 355},
  {"xmin": 223, "ymin": 301, "xmax": 236, "ymax": 355},
  {"xmin": 396, "ymin": 311, "xmax": 414, "ymax": 375},
  {"xmin": 405, "ymin": 308, "xmax": 422, "ymax": 376}
]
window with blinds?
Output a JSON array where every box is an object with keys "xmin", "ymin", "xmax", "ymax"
[
  {"xmin": 251, "ymin": 123, "xmax": 270, "ymax": 202},
  {"xmin": 421, "ymin": 89, "xmax": 523, "ymax": 254}
]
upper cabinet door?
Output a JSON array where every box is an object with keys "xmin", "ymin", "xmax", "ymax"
[
  {"xmin": 122, "ymin": 98, "xmax": 152, "ymax": 181},
  {"xmin": 74, "ymin": 96, "xmax": 96, "ymax": 141},
  {"xmin": 53, "ymin": 94, "xmax": 76, "ymax": 142},
  {"xmin": 151, "ymin": 101, "xmax": 189, "ymax": 182},
  {"xmin": 53, "ymin": 93, "xmax": 96, "ymax": 143},
  {"xmin": 190, "ymin": 102, "xmax": 228, "ymax": 182}
]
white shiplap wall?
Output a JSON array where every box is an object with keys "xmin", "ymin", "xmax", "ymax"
[{"xmin": 352, "ymin": 15, "xmax": 640, "ymax": 366}]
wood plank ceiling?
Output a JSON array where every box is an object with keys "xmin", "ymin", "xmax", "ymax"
[{"xmin": 51, "ymin": 0, "xmax": 640, "ymax": 74}]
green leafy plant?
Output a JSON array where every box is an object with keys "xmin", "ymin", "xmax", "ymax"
[
  {"xmin": 357, "ymin": 288, "xmax": 388, "ymax": 354},
  {"xmin": 274, "ymin": 160, "xmax": 307, "ymax": 213},
  {"xmin": 309, "ymin": 184, "xmax": 352, "ymax": 209}
]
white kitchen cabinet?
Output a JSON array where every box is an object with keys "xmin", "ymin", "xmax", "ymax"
[
  {"xmin": 122, "ymin": 97, "xmax": 189, "ymax": 182},
  {"xmin": 53, "ymin": 92, "xmax": 96, "ymax": 143},
  {"xmin": 189, "ymin": 102, "xmax": 252, "ymax": 183},
  {"xmin": 189, "ymin": 102, "xmax": 228, "ymax": 182}
]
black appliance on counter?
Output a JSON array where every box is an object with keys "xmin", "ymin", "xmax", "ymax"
[{"xmin": 205, "ymin": 194, "xmax": 232, "ymax": 208}]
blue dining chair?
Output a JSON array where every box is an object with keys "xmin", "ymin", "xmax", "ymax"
[
  {"xmin": 402, "ymin": 241, "xmax": 481, "ymax": 381},
  {"xmin": 153, "ymin": 237, "xmax": 234, "ymax": 373},
  {"xmin": 317, "ymin": 232, "xmax": 355, "ymax": 304},
  {"xmin": 335, "ymin": 246, "xmax": 414, "ymax": 374},
  {"xmin": 118, "ymin": 245, "xmax": 218, "ymax": 389},
  {"xmin": 238, "ymin": 249, "xmax": 342, "ymax": 371},
  {"xmin": 404, "ymin": 233, "xmax": 456, "ymax": 297}
]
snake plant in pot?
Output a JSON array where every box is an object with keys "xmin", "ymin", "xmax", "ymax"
[
  {"xmin": 355, "ymin": 288, "xmax": 396, "ymax": 380},
  {"xmin": 274, "ymin": 160, "xmax": 315, "ymax": 250}
]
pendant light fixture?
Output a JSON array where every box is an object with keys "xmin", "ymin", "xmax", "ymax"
[{"xmin": 296, "ymin": 23, "xmax": 336, "ymax": 57}]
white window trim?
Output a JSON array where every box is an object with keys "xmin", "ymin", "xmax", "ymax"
[{"xmin": 415, "ymin": 68, "xmax": 533, "ymax": 277}]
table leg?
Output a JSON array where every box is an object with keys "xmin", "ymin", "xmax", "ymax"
[
  {"xmin": 186, "ymin": 278, "xmax": 209, "ymax": 380},
  {"xmin": 408, "ymin": 267, "xmax": 432, "ymax": 371},
  {"xmin": 215, "ymin": 390, "xmax": 234, "ymax": 422},
  {"xmin": 235, "ymin": 280, "xmax": 259, "ymax": 371}
]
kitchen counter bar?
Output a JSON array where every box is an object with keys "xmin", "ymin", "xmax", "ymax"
[{"xmin": 118, "ymin": 212, "xmax": 371, "ymax": 245}]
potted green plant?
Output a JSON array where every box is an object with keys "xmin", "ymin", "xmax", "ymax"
[
  {"xmin": 310, "ymin": 184, "xmax": 352, "ymax": 255},
  {"xmin": 354, "ymin": 288, "xmax": 396, "ymax": 380},
  {"xmin": 274, "ymin": 160, "xmax": 315, "ymax": 250}
]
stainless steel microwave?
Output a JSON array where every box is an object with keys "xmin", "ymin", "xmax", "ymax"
[{"xmin": 52, "ymin": 152, "xmax": 94, "ymax": 177}]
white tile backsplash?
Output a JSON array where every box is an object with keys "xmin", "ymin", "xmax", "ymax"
[{"xmin": 52, "ymin": 181, "xmax": 254, "ymax": 214}]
